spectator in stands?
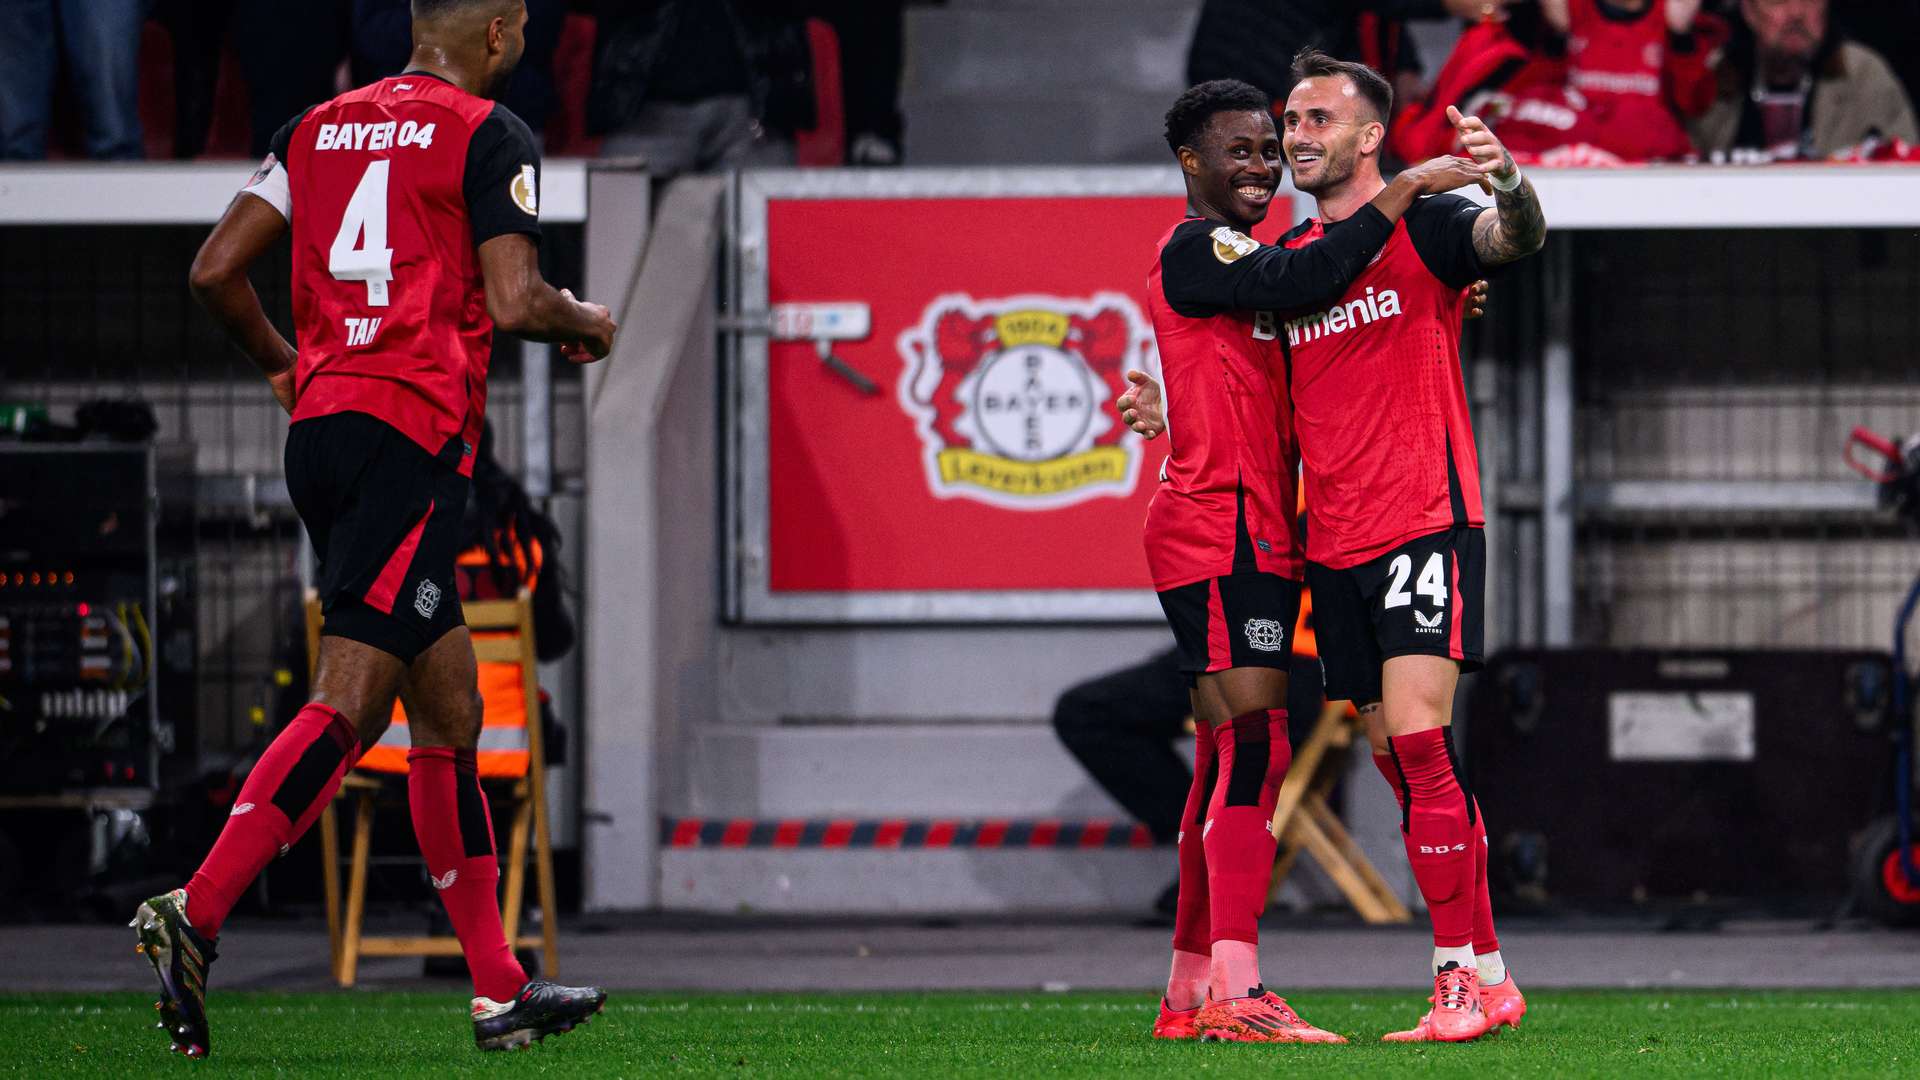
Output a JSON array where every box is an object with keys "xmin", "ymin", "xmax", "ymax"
[
  {"xmin": 586, "ymin": 0, "xmax": 803, "ymax": 177},
  {"xmin": 230, "ymin": 0, "xmax": 349, "ymax": 158},
  {"xmin": 1185, "ymin": 0, "xmax": 1512, "ymax": 110},
  {"xmin": 0, "ymin": 0, "xmax": 148, "ymax": 159},
  {"xmin": 1831, "ymin": 1, "xmax": 1920, "ymax": 119},
  {"xmin": 351, "ymin": 0, "xmax": 568, "ymax": 142},
  {"xmin": 1690, "ymin": 0, "xmax": 1918, "ymax": 159},
  {"xmin": 1535, "ymin": 0, "xmax": 1718, "ymax": 160},
  {"xmin": 817, "ymin": 0, "xmax": 905, "ymax": 165}
]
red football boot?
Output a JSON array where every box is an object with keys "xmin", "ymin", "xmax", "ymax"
[
  {"xmin": 1382, "ymin": 965, "xmax": 1493, "ymax": 1043},
  {"xmin": 1153, "ymin": 999, "xmax": 1200, "ymax": 1040},
  {"xmin": 1194, "ymin": 987, "xmax": 1347, "ymax": 1044},
  {"xmin": 1480, "ymin": 974, "xmax": 1526, "ymax": 1030}
]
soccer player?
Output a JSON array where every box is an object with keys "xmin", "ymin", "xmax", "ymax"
[
  {"xmin": 1122, "ymin": 53, "xmax": 1547, "ymax": 1044},
  {"xmin": 1140, "ymin": 78, "xmax": 1493, "ymax": 1044},
  {"xmin": 133, "ymin": 0, "xmax": 618, "ymax": 1057}
]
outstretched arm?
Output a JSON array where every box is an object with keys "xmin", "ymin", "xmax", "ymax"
[
  {"xmin": 190, "ymin": 192, "xmax": 299, "ymax": 413},
  {"xmin": 1448, "ymin": 105, "xmax": 1546, "ymax": 267}
]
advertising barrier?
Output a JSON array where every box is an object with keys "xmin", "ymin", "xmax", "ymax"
[{"xmin": 729, "ymin": 168, "xmax": 1294, "ymax": 622}]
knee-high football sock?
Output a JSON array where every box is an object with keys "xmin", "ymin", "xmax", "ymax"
[
  {"xmin": 408, "ymin": 747, "xmax": 527, "ymax": 1002},
  {"xmin": 1382, "ymin": 748, "xmax": 1501, "ymax": 967},
  {"xmin": 1471, "ymin": 797, "xmax": 1505, "ymax": 982},
  {"xmin": 1167, "ymin": 721, "xmax": 1217, "ymax": 1009},
  {"xmin": 1387, "ymin": 726, "xmax": 1476, "ymax": 971},
  {"xmin": 186, "ymin": 702, "xmax": 360, "ymax": 937},
  {"xmin": 1203, "ymin": 709, "xmax": 1290, "ymax": 995}
]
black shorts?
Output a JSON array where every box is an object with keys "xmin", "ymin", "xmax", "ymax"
[
  {"xmin": 1156, "ymin": 571, "xmax": 1303, "ymax": 685},
  {"xmin": 286, "ymin": 412, "xmax": 469, "ymax": 664},
  {"xmin": 1306, "ymin": 526, "xmax": 1485, "ymax": 703}
]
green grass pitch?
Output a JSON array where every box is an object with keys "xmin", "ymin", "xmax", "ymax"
[{"xmin": 11, "ymin": 989, "xmax": 1919, "ymax": 1076}]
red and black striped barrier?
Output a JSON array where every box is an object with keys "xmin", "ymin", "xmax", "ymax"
[{"xmin": 661, "ymin": 817, "xmax": 1162, "ymax": 849}]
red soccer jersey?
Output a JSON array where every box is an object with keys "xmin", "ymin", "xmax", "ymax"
[
  {"xmin": 1563, "ymin": 0, "xmax": 1695, "ymax": 160},
  {"xmin": 1142, "ymin": 209, "xmax": 1397, "ymax": 590},
  {"xmin": 1281, "ymin": 196, "xmax": 1490, "ymax": 570},
  {"xmin": 240, "ymin": 74, "xmax": 543, "ymax": 476}
]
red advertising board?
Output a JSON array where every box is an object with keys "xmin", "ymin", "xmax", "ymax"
[{"xmin": 744, "ymin": 177, "xmax": 1291, "ymax": 619}]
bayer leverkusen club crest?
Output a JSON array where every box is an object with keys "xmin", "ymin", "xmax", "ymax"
[{"xmin": 897, "ymin": 293, "xmax": 1154, "ymax": 509}]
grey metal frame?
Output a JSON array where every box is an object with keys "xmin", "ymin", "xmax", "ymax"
[{"xmin": 727, "ymin": 166, "xmax": 1240, "ymax": 623}]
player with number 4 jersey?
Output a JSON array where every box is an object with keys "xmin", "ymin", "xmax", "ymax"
[{"xmin": 141, "ymin": 0, "xmax": 617, "ymax": 1060}]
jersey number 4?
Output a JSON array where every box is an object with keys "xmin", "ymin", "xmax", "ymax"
[
  {"xmin": 330, "ymin": 161, "xmax": 394, "ymax": 306},
  {"xmin": 1384, "ymin": 552, "xmax": 1448, "ymax": 609}
]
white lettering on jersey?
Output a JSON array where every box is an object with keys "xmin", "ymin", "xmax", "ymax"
[
  {"xmin": 314, "ymin": 121, "xmax": 436, "ymax": 152},
  {"xmin": 1285, "ymin": 287, "xmax": 1402, "ymax": 347},
  {"xmin": 344, "ymin": 316, "xmax": 383, "ymax": 347}
]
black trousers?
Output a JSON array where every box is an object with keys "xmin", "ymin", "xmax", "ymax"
[{"xmin": 1052, "ymin": 647, "xmax": 1326, "ymax": 843}]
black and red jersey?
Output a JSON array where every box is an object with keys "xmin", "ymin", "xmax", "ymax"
[
  {"xmin": 1142, "ymin": 206, "xmax": 1395, "ymax": 589},
  {"xmin": 1281, "ymin": 194, "xmax": 1491, "ymax": 570},
  {"xmin": 240, "ymin": 73, "xmax": 541, "ymax": 476}
]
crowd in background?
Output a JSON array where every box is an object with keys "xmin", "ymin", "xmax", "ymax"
[
  {"xmin": 0, "ymin": 0, "xmax": 905, "ymax": 173},
  {"xmin": 1, "ymin": 0, "xmax": 1914, "ymax": 167},
  {"xmin": 1190, "ymin": 0, "xmax": 1917, "ymax": 163}
]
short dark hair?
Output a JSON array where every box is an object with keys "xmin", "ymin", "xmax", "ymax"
[
  {"xmin": 1289, "ymin": 48, "xmax": 1393, "ymax": 124},
  {"xmin": 1163, "ymin": 79, "xmax": 1272, "ymax": 157},
  {"xmin": 413, "ymin": 0, "xmax": 515, "ymax": 19}
]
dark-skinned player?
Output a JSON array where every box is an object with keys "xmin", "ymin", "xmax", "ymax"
[{"xmin": 132, "ymin": 0, "xmax": 617, "ymax": 1057}]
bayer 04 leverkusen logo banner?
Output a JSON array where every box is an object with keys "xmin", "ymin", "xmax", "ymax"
[{"xmin": 896, "ymin": 292, "xmax": 1153, "ymax": 510}]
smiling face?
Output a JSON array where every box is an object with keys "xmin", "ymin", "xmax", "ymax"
[
  {"xmin": 1177, "ymin": 109, "xmax": 1281, "ymax": 231},
  {"xmin": 1281, "ymin": 75, "xmax": 1385, "ymax": 197}
]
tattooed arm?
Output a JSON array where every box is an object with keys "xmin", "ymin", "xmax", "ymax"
[
  {"xmin": 1472, "ymin": 173, "xmax": 1547, "ymax": 266},
  {"xmin": 1447, "ymin": 105, "xmax": 1547, "ymax": 266}
]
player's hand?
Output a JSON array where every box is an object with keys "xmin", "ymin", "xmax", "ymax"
[
  {"xmin": 1464, "ymin": 279, "xmax": 1490, "ymax": 320},
  {"xmin": 1401, "ymin": 155, "xmax": 1494, "ymax": 197},
  {"xmin": 267, "ymin": 366, "xmax": 296, "ymax": 415},
  {"xmin": 1116, "ymin": 369, "xmax": 1166, "ymax": 440},
  {"xmin": 1665, "ymin": 0, "xmax": 1701, "ymax": 33},
  {"xmin": 1447, "ymin": 105, "xmax": 1516, "ymax": 184},
  {"xmin": 561, "ymin": 289, "xmax": 617, "ymax": 363}
]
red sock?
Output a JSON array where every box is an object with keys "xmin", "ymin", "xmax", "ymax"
[
  {"xmin": 186, "ymin": 702, "xmax": 360, "ymax": 937},
  {"xmin": 1388, "ymin": 727, "xmax": 1474, "ymax": 948},
  {"xmin": 408, "ymin": 747, "xmax": 527, "ymax": 1001},
  {"xmin": 1171, "ymin": 720, "xmax": 1216, "ymax": 956},
  {"xmin": 1203, "ymin": 709, "xmax": 1290, "ymax": 948},
  {"xmin": 1372, "ymin": 751, "xmax": 1405, "ymax": 806},
  {"xmin": 1472, "ymin": 798, "xmax": 1499, "ymax": 954}
]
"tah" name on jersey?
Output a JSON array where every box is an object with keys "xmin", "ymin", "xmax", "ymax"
[{"xmin": 344, "ymin": 316, "xmax": 382, "ymax": 347}]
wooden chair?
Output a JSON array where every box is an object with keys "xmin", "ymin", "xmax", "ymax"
[
  {"xmin": 305, "ymin": 589, "xmax": 561, "ymax": 987},
  {"xmin": 1267, "ymin": 699, "xmax": 1412, "ymax": 923}
]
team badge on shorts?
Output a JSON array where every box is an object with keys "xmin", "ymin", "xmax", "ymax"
[
  {"xmin": 413, "ymin": 579, "xmax": 442, "ymax": 619},
  {"xmin": 1243, "ymin": 618, "xmax": 1286, "ymax": 652},
  {"xmin": 896, "ymin": 292, "xmax": 1154, "ymax": 509}
]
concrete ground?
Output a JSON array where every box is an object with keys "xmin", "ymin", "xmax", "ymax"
[{"xmin": 25, "ymin": 913, "xmax": 1920, "ymax": 994}]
